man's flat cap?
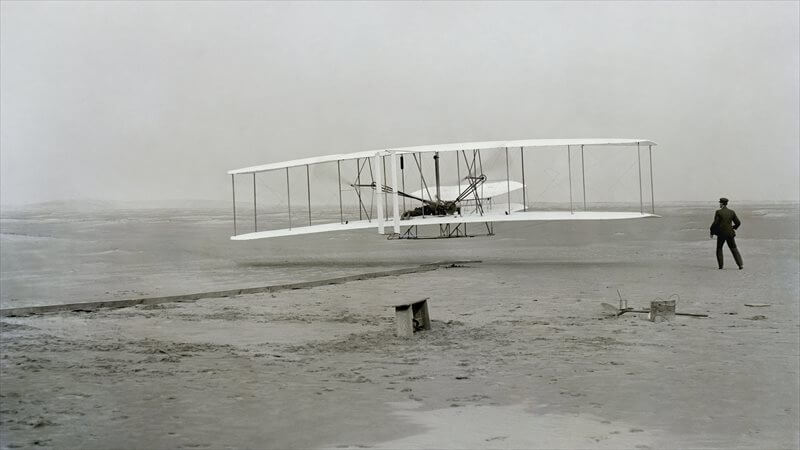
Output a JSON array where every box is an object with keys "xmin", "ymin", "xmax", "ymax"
[{"xmin": 719, "ymin": 197, "xmax": 729, "ymax": 204}]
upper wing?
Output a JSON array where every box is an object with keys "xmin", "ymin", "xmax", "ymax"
[
  {"xmin": 228, "ymin": 150, "xmax": 380, "ymax": 175},
  {"xmin": 228, "ymin": 138, "xmax": 658, "ymax": 175},
  {"xmin": 387, "ymin": 138, "xmax": 657, "ymax": 156}
]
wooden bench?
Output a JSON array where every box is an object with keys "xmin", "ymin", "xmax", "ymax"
[{"xmin": 391, "ymin": 298, "xmax": 431, "ymax": 337}]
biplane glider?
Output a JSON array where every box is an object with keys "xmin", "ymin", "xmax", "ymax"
[{"xmin": 228, "ymin": 139, "xmax": 658, "ymax": 240}]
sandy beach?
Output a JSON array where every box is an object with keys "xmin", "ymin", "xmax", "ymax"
[{"xmin": 1, "ymin": 204, "xmax": 798, "ymax": 449}]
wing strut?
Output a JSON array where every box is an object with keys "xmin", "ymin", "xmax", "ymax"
[
  {"xmin": 391, "ymin": 152, "xmax": 400, "ymax": 234},
  {"xmin": 356, "ymin": 158, "xmax": 362, "ymax": 220},
  {"xmin": 434, "ymin": 152, "xmax": 441, "ymax": 201},
  {"xmin": 649, "ymin": 145, "xmax": 655, "ymax": 214},
  {"xmin": 456, "ymin": 151, "xmax": 461, "ymax": 200},
  {"xmin": 231, "ymin": 174, "xmax": 237, "ymax": 235},
  {"xmin": 505, "ymin": 147, "xmax": 511, "ymax": 214},
  {"xmin": 637, "ymin": 143, "xmax": 643, "ymax": 214},
  {"xmin": 400, "ymin": 155, "xmax": 406, "ymax": 212},
  {"xmin": 306, "ymin": 164, "xmax": 312, "ymax": 226},
  {"xmin": 253, "ymin": 173, "xmax": 258, "ymax": 232},
  {"xmin": 286, "ymin": 168, "xmax": 292, "ymax": 230},
  {"xmin": 520, "ymin": 146, "xmax": 527, "ymax": 212},
  {"xmin": 375, "ymin": 155, "xmax": 384, "ymax": 234},
  {"xmin": 581, "ymin": 145, "xmax": 587, "ymax": 211},
  {"xmin": 382, "ymin": 155, "xmax": 389, "ymax": 219},
  {"xmin": 337, "ymin": 160, "xmax": 344, "ymax": 224},
  {"xmin": 417, "ymin": 153, "xmax": 425, "ymax": 218},
  {"xmin": 568, "ymin": 145, "xmax": 573, "ymax": 214}
]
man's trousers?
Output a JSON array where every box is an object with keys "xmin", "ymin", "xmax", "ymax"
[{"xmin": 716, "ymin": 235, "xmax": 743, "ymax": 269}]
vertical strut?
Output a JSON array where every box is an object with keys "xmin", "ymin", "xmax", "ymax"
[
  {"xmin": 520, "ymin": 146, "xmax": 526, "ymax": 212},
  {"xmin": 418, "ymin": 152, "xmax": 424, "ymax": 218},
  {"xmin": 434, "ymin": 152, "xmax": 441, "ymax": 201},
  {"xmin": 306, "ymin": 164, "xmax": 311, "ymax": 226},
  {"xmin": 368, "ymin": 158, "xmax": 375, "ymax": 220},
  {"xmin": 505, "ymin": 147, "xmax": 511, "ymax": 214},
  {"xmin": 649, "ymin": 145, "xmax": 655, "ymax": 214},
  {"xmin": 477, "ymin": 149, "xmax": 485, "ymax": 201},
  {"xmin": 391, "ymin": 152, "xmax": 400, "ymax": 234},
  {"xmin": 375, "ymin": 155, "xmax": 384, "ymax": 234},
  {"xmin": 337, "ymin": 160, "xmax": 343, "ymax": 224},
  {"xmin": 231, "ymin": 174, "xmax": 237, "ymax": 235},
  {"xmin": 456, "ymin": 151, "xmax": 461, "ymax": 196},
  {"xmin": 400, "ymin": 155, "xmax": 406, "ymax": 213},
  {"xmin": 567, "ymin": 146, "xmax": 573, "ymax": 214},
  {"xmin": 286, "ymin": 167, "xmax": 292, "ymax": 230},
  {"xmin": 253, "ymin": 173, "xmax": 257, "ymax": 232},
  {"xmin": 382, "ymin": 155, "xmax": 388, "ymax": 218},
  {"xmin": 637, "ymin": 143, "xmax": 643, "ymax": 214},
  {"xmin": 581, "ymin": 145, "xmax": 587, "ymax": 211},
  {"xmin": 356, "ymin": 158, "xmax": 362, "ymax": 221}
]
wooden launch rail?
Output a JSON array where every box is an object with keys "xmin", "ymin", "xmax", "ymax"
[{"xmin": 0, "ymin": 261, "xmax": 479, "ymax": 318}]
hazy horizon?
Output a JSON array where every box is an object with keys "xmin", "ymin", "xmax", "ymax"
[
  {"xmin": 2, "ymin": 197, "xmax": 798, "ymax": 212},
  {"xmin": 2, "ymin": 1, "xmax": 798, "ymax": 205}
]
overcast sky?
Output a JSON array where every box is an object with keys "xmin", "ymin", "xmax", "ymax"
[{"xmin": 1, "ymin": 1, "xmax": 798, "ymax": 206}]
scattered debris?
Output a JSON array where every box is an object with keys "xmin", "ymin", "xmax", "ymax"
[
  {"xmin": 747, "ymin": 315, "xmax": 768, "ymax": 320},
  {"xmin": 617, "ymin": 289, "xmax": 628, "ymax": 310},
  {"xmin": 601, "ymin": 303, "xmax": 622, "ymax": 316},
  {"xmin": 649, "ymin": 299, "xmax": 676, "ymax": 322},
  {"xmin": 601, "ymin": 292, "xmax": 708, "ymax": 318}
]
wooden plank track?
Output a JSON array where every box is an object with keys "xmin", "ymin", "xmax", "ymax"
[{"xmin": 0, "ymin": 261, "xmax": 479, "ymax": 317}]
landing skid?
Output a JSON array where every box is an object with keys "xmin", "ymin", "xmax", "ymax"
[{"xmin": 387, "ymin": 222, "xmax": 495, "ymax": 240}]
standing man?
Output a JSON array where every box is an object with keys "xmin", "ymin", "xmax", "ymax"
[{"xmin": 710, "ymin": 197, "xmax": 743, "ymax": 270}]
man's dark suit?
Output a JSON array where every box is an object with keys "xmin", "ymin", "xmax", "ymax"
[{"xmin": 710, "ymin": 206, "xmax": 743, "ymax": 269}]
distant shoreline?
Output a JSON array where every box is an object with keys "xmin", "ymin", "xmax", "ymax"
[{"xmin": 2, "ymin": 199, "xmax": 799, "ymax": 214}]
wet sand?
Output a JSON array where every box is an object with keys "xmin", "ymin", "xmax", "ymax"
[{"xmin": 1, "ymin": 204, "xmax": 798, "ymax": 449}]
